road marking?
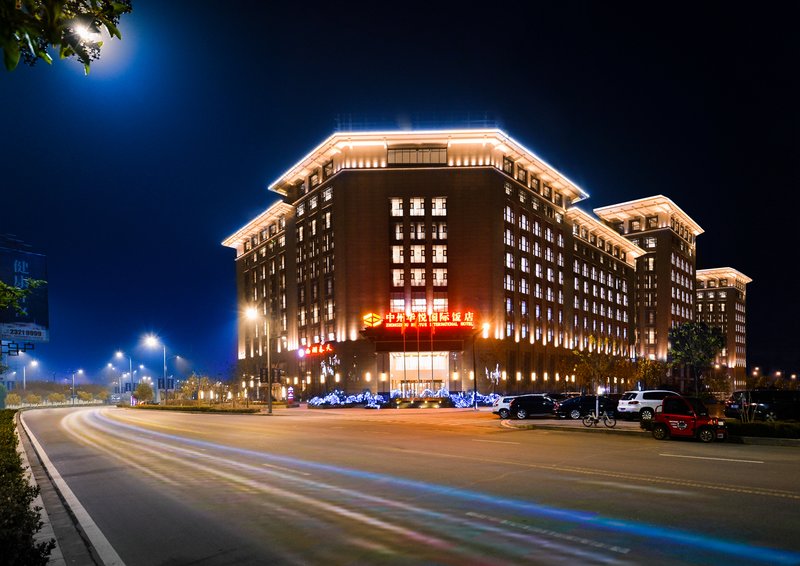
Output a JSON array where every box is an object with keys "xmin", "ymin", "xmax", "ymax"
[
  {"xmin": 471, "ymin": 439, "xmax": 520, "ymax": 445},
  {"xmin": 659, "ymin": 453, "xmax": 764, "ymax": 464},
  {"xmin": 581, "ymin": 480, "xmax": 688, "ymax": 495},
  {"xmin": 263, "ymin": 463, "xmax": 311, "ymax": 476},
  {"xmin": 20, "ymin": 412, "xmax": 127, "ymax": 566}
]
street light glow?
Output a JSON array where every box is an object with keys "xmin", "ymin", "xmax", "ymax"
[{"xmin": 245, "ymin": 307, "xmax": 258, "ymax": 320}]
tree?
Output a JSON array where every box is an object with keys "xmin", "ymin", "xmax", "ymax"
[
  {"xmin": 47, "ymin": 392, "xmax": 65, "ymax": 404},
  {"xmin": 77, "ymin": 391, "xmax": 92, "ymax": 402},
  {"xmin": 635, "ymin": 358, "xmax": 669, "ymax": 390},
  {"xmin": 668, "ymin": 322, "xmax": 725, "ymax": 396},
  {"xmin": 134, "ymin": 382, "xmax": 153, "ymax": 403},
  {"xmin": 572, "ymin": 337, "xmax": 616, "ymax": 393},
  {"xmin": 24, "ymin": 393, "xmax": 41, "ymax": 405},
  {"xmin": 1, "ymin": 0, "xmax": 132, "ymax": 74},
  {"xmin": 6, "ymin": 392, "xmax": 21, "ymax": 406}
]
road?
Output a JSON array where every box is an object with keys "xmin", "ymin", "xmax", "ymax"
[{"xmin": 21, "ymin": 406, "xmax": 800, "ymax": 565}]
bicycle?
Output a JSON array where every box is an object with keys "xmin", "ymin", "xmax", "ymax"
[{"xmin": 582, "ymin": 410, "xmax": 617, "ymax": 428}]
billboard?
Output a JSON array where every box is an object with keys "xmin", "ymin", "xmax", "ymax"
[{"xmin": 0, "ymin": 245, "xmax": 49, "ymax": 342}]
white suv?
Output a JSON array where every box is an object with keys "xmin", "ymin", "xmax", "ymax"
[{"xmin": 617, "ymin": 390, "xmax": 678, "ymax": 421}]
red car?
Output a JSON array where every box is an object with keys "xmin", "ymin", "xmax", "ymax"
[{"xmin": 651, "ymin": 395, "xmax": 727, "ymax": 443}]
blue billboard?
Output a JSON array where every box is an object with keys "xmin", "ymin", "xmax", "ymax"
[{"xmin": 0, "ymin": 244, "xmax": 49, "ymax": 343}]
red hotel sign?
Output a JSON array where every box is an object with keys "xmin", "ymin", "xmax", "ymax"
[
  {"xmin": 366, "ymin": 311, "xmax": 475, "ymax": 330},
  {"xmin": 298, "ymin": 343, "xmax": 334, "ymax": 356}
]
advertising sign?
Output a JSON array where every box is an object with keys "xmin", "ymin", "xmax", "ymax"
[{"xmin": 0, "ymin": 245, "xmax": 49, "ymax": 342}]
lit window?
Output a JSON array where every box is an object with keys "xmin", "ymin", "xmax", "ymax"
[
  {"xmin": 391, "ymin": 198, "xmax": 403, "ymax": 216},
  {"xmin": 410, "ymin": 197, "xmax": 425, "ymax": 216},
  {"xmin": 432, "ymin": 197, "xmax": 447, "ymax": 216}
]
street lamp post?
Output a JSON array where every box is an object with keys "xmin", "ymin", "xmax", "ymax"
[
  {"xmin": 71, "ymin": 369, "xmax": 83, "ymax": 404},
  {"xmin": 116, "ymin": 351, "xmax": 133, "ymax": 396},
  {"xmin": 23, "ymin": 359, "xmax": 38, "ymax": 390},
  {"xmin": 145, "ymin": 335, "xmax": 167, "ymax": 404}
]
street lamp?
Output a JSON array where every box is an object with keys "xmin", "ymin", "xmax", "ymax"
[
  {"xmin": 72, "ymin": 369, "xmax": 83, "ymax": 404},
  {"xmin": 116, "ymin": 351, "xmax": 133, "ymax": 395},
  {"xmin": 145, "ymin": 335, "xmax": 167, "ymax": 404},
  {"xmin": 23, "ymin": 359, "xmax": 38, "ymax": 390}
]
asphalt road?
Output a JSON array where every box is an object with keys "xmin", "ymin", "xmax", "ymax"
[{"xmin": 21, "ymin": 406, "xmax": 800, "ymax": 566}]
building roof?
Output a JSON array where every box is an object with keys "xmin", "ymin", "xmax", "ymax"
[
  {"xmin": 221, "ymin": 201, "xmax": 293, "ymax": 250},
  {"xmin": 593, "ymin": 195, "xmax": 704, "ymax": 236},
  {"xmin": 696, "ymin": 267, "xmax": 753, "ymax": 285},
  {"xmin": 266, "ymin": 129, "xmax": 590, "ymax": 203},
  {"xmin": 565, "ymin": 207, "xmax": 646, "ymax": 265}
]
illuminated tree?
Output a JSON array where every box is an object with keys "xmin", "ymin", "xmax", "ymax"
[
  {"xmin": 668, "ymin": 322, "xmax": 725, "ymax": 396},
  {"xmin": 635, "ymin": 358, "xmax": 669, "ymax": 390},
  {"xmin": 1, "ymin": 0, "xmax": 132, "ymax": 73},
  {"xmin": 134, "ymin": 382, "xmax": 153, "ymax": 403}
]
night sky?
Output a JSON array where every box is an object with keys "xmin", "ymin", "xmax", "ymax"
[{"xmin": 1, "ymin": 2, "xmax": 797, "ymax": 385}]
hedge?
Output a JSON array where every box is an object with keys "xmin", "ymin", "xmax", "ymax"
[
  {"xmin": 0, "ymin": 410, "xmax": 55, "ymax": 565},
  {"xmin": 725, "ymin": 420, "xmax": 800, "ymax": 439}
]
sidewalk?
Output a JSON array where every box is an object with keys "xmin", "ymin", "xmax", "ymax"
[{"xmin": 502, "ymin": 417, "xmax": 648, "ymax": 436}]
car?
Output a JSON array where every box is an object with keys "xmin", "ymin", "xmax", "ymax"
[
  {"xmin": 509, "ymin": 394, "xmax": 557, "ymax": 420},
  {"xmin": 650, "ymin": 395, "xmax": 727, "ymax": 443},
  {"xmin": 724, "ymin": 390, "xmax": 800, "ymax": 422},
  {"xmin": 492, "ymin": 394, "xmax": 539, "ymax": 419},
  {"xmin": 616, "ymin": 389, "xmax": 677, "ymax": 421},
  {"xmin": 555, "ymin": 395, "xmax": 618, "ymax": 420}
]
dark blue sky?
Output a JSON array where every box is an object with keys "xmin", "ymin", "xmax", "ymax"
[{"xmin": 1, "ymin": 2, "xmax": 797, "ymax": 384}]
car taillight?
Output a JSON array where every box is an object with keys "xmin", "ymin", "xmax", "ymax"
[{"xmin": 628, "ymin": 400, "xmax": 639, "ymax": 405}]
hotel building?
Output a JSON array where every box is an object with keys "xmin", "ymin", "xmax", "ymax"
[
  {"xmin": 695, "ymin": 268, "xmax": 751, "ymax": 388},
  {"xmin": 223, "ymin": 129, "xmax": 738, "ymax": 398}
]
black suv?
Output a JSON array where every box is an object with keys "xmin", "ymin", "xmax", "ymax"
[
  {"xmin": 555, "ymin": 395, "xmax": 618, "ymax": 419},
  {"xmin": 509, "ymin": 394, "xmax": 557, "ymax": 419}
]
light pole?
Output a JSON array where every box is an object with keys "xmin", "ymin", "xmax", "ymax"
[
  {"xmin": 471, "ymin": 322, "xmax": 490, "ymax": 410},
  {"xmin": 23, "ymin": 359, "xmax": 38, "ymax": 390},
  {"xmin": 116, "ymin": 351, "xmax": 133, "ymax": 396},
  {"xmin": 72, "ymin": 369, "xmax": 83, "ymax": 404},
  {"xmin": 145, "ymin": 335, "xmax": 167, "ymax": 404}
]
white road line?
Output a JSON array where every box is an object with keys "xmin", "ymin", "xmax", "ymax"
[
  {"xmin": 471, "ymin": 439, "xmax": 520, "ymax": 445},
  {"xmin": 659, "ymin": 453, "xmax": 764, "ymax": 464},
  {"xmin": 20, "ymin": 411, "xmax": 126, "ymax": 566}
]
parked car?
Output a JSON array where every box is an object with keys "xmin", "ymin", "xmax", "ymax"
[
  {"xmin": 509, "ymin": 394, "xmax": 557, "ymax": 419},
  {"xmin": 651, "ymin": 395, "xmax": 727, "ymax": 443},
  {"xmin": 555, "ymin": 395, "xmax": 618, "ymax": 419},
  {"xmin": 616, "ymin": 389, "xmax": 677, "ymax": 421},
  {"xmin": 492, "ymin": 394, "xmax": 537, "ymax": 419},
  {"xmin": 724, "ymin": 390, "xmax": 800, "ymax": 422}
]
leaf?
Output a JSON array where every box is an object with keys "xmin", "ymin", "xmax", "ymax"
[{"xmin": 3, "ymin": 42, "xmax": 21, "ymax": 70}]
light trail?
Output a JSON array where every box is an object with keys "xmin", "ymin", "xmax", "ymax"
[{"xmin": 56, "ymin": 408, "xmax": 800, "ymax": 565}]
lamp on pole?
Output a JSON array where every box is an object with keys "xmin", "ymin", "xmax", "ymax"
[
  {"xmin": 145, "ymin": 335, "xmax": 167, "ymax": 404},
  {"xmin": 23, "ymin": 359, "xmax": 38, "ymax": 390},
  {"xmin": 471, "ymin": 322, "xmax": 490, "ymax": 411},
  {"xmin": 116, "ymin": 351, "xmax": 133, "ymax": 395},
  {"xmin": 72, "ymin": 369, "xmax": 83, "ymax": 404}
]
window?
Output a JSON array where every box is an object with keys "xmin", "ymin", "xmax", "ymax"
[
  {"xmin": 323, "ymin": 161, "xmax": 334, "ymax": 178},
  {"xmin": 519, "ymin": 278, "xmax": 529, "ymax": 294},
  {"xmin": 394, "ymin": 223, "xmax": 404, "ymax": 240},
  {"xmin": 323, "ymin": 187, "xmax": 333, "ymax": 201},
  {"xmin": 410, "ymin": 245, "xmax": 425, "ymax": 262},
  {"xmin": 392, "ymin": 246, "xmax": 403, "ymax": 264},
  {"xmin": 310, "ymin": 172, "xmax": 320, "ymax": 187},
  {"xmin": 410, "ymin": 269, "xmax": 425, "ymax": 286},
  {"xmin": 391, "ymin": 198, "xmax": 403, "ymax": 216},
  {"xmin": 432, "ymin": 197, "xmax": 447, "ymax": 216},
  {"xmin": 630, "ymin": 219, "xmax": 641, "ymax": 231},
  {"xmin": 519, "ymin": 214, "xmax": 529, "ymax": 231},
  {"xmin": 543, "ymin": 185, "xmax": 552, "ymax": 200},
  {"xmin": 646, "ymin": 215, "xmax": 658, "ymax": 229},
  {"xmin": 388, "ymin": 147, "xmax": 447, "ymax": 165},
  {"xmin": 504, "ymin": 229, "xmax": 515, "ymax": 247},
  {"xmin": 390, "ymin": 295, "xmax": 405, "ymax": 312},
  {"xmin": 520, "ymin": 257, "xmax": 529, "ymax": 273},
  {"xmin": 409, "ymin": 197, "xmax": 425, "ymax": 216},
  {"xmin": 516, "ymin": 167, "xmax": 527, "ymax": 183},
  {"xmin": 432, "ymin": 245, "xmax": 447, "ymax": 263},
  {"xmin": 505, "ymin": 252, "xmax": 515, "ymax": 269},
  {"xmin": 432, "ymin": 268, "xmax": 447, "ymax": 286},
  {"xmin": 503, "ymin": 157, "xmax": 514, "ymax": 174},
  {"xmin": 645, "ymin": 237, "xmax": 656, "ymax": 249},
  {"xmin": 310, "ymin": 196, "xmax": 318, "ymax": 210},
  {"xmin": 504, "ymin": 206, "xmax": 515, "ymax": 223}
]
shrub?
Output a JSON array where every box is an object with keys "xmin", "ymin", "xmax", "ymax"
[
  {"xmin": 24, "ymin": 394, "xmax": 41, "ymax": 405},
  {"xmin": 47, "ymin": 393, "xmax": 65, "ymax": 404},
  {"xmin": 0, "ymin": 410, "xmax": 55, "ymax": 564},
  {"xmin": 6, "ymin": 393, "xmax": 21, "ymax": 407},
  {"xmin": 725, "ymin": 420, "xmax": 800, "ymax": 439}
]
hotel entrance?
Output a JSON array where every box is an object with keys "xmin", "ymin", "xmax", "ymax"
[{"xmin": 389, "ymin": 351, "xmax": 450, "ymax": 395}]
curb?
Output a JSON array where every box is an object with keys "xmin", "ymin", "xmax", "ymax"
[
  {"xmin": 14, "ymin": 414, "xmax": 66, "ymax": 566},
  {"xmin": 18, "ymin": 411, "xmax": 126, "ymax": 565}
]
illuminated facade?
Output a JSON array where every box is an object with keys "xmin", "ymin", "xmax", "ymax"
[
  {"xmin": 696, "ymin": 268, "xmax": 751, "ymax": 389},
  {"xmin": 223, "ymin": 130, "xmax": 734, "ymax": 398},
  {"xmin": 594, "ymin": 197, "xmax": 703, "ymax": 362}
]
